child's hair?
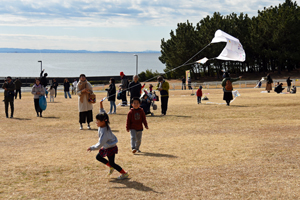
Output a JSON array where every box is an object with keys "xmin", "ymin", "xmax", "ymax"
[
  {"xmin": 131, "ymin": 97, "xmax": 141, "ymax": 104},
  {"xmin": 199, "ymin": 85, "xmax": 202, "ymax": 89},
  {"xmin": 35, "ymin": 78, "xmax": 40, "ymax": 84},
  {"xmin": 96, "ymin": 112, "xmax": 110, "ymax": 129},
  {"xmin": 110, "ymin": 78, "xmax": 115, "ymax": 84}
]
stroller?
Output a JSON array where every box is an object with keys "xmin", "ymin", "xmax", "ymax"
[{"xmin": 140, "ymin": 90, "xmax": 158, "ymax": 116}]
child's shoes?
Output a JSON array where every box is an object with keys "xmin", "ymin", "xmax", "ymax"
[
  {"xmin": 117, "ymin": 172, "xmax": 129, "ymax": 180},
  {"xmin": 108, "ymin": 167, "xmax": 114, "ymax": 176}
]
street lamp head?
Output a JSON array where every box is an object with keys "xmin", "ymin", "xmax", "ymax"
[
  {"xmin": 38, "ymin": 60, "xmax": 42, "ymax": 63},
  {"xmin": 133, "ymin": 54, "xmax": 137, "ymax": 56}
]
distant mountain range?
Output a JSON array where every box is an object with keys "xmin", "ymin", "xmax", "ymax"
[{"xmin": 0, "ymin": 48, "xmax": 160, "ymax": 53}]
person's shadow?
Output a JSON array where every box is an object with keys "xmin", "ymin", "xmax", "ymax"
[
  {"xmin": 11, "ymin": 117, "xmax": 31, "ymax": 121},
  {"xmin": 135, "ymin": 152, "xmax": 177, "ymax": 158},
  {"xmin": 109, "ymin": 178, "xmax": 161, "ymax": 193}
]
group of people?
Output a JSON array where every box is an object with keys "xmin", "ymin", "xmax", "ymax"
[{"xmin": 265, "ymin": 74, "xmax": 297, "ymax": 94}]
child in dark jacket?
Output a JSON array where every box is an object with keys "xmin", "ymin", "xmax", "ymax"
[
  {"xmin": 126, "ymin": 97, "xmax": 148, "ymax": 154},
  {"xmin": 196, "ymin": 86, "xmax": 203, "ymax": 104}
]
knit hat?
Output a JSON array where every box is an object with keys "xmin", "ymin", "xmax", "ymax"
[{"xmin": 120, "ymin": 72, "xmax": 125, "ymax": 76}]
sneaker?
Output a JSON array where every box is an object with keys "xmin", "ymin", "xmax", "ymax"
[
  {"xmin": 117, "ymin": 172, "xmax": 129, "ymax": 180},
  {"xmin": 108, "ymin": 167, "xmax": 115, "ymax": 176},
  {"xmin": 136, "ymin": 150, "xmax": 141, "ymax": 153},
  {"xmin": 36, "ymin": 113, "xmax": 39, "ymax": 117},
  {"xmin": 112, "ymin": 112, "xmax": 116, "ymax": 114},
  {"xmin": 10, "ymin": 116, "xmax": 13, "ymax": 118},
  {"xmin": 132, "ymin": 149, "xmax": 137, "ymax": 154},
  {"xmin": 107, "ymin": 112, "xmax": 112, "ymax": 114},
  {"xmin": 40, "ymin": 113, "xmax": 42, "ymax": 117},
  {"xmin": 80, "ymin": 126, "xmax": 83, "ymax": 130},
  {"xmin": 87, "ymin": 125, "xmax": 91, "ymax": 130}
]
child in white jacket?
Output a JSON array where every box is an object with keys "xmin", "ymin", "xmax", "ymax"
[{"xmin": 87, "ymin": 100, "xmax": 128, "ymax": 180}]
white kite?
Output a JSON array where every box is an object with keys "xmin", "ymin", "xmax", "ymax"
[
  {"xmin": 211, "ymin": 29, "xmax": 246, "ymax": 62},
  {"xmin": 195, "ymin": 29, "xmax": 246, "ymax": 64}
]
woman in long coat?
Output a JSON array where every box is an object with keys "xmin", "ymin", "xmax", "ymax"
[
  {"xmin": 265, "ymin": 73, "xmax": 273, "ymax": 93},
  {"xmin": 76, "ymin": 74, "xmax": 93, "ymax": 130},
  {"xmin": 221, "ymin": 72, "xmax": 242, "ymax": 106}
]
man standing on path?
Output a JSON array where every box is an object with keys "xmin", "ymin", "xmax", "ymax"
[
  {"xmin": 52, "ymin": 79, "xmax": 58, "ymax": 97},
  {"xmin": 128, "ymin": 75, "xmax": 141, "ymax": 109},
  {"xmin": 2, "ymin": 76, "xmax": 15, "ymax": 118},
  {"xmin": 120, "ymin": 72, "xmax": 128, "ymax": 106},
  {"xmin": 157, "ymin": 76, "xmax": 169, "ymax": 116},
  {"xmin": 14, "ymin": 78, "xmax": 22, "ymax": 99},
  {"xmin": 182, "ymin": 76, "xmax": 186, "ymax": 90}
]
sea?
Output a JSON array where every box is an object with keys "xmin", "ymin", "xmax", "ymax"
[{"xmin": 0, "ymin": 53, "xmax": 165, "ymax": 78}]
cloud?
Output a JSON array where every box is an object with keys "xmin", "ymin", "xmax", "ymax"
[{"xmin": 0, "ymin": 0, "xmax": 291, "ymax": 27}]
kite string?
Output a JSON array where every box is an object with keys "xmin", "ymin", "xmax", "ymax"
[{"xmin": 102, "ymin": 43, "xmax": 212, "ymax": 100}]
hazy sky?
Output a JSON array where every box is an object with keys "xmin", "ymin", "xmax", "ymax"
[{"xmin": 0, "ymin": 0, "xmax": 290, "ymax": 51}]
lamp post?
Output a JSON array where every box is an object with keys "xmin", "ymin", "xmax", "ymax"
[
  {"xmin": 38, "ymin": 60, "xmax": 42, "ymax": 73},
  {"xmin": 133, "ymin": 54, "xmax": 138, "ymax": 75}
]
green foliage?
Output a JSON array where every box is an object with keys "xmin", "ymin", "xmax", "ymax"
[
  {"xmin": 160, "ymin": 0, "xmax": 300, "ymax": 79},
  {"xmin": 138, "ymin": 69, "xmax": 161, "ymax": 82}
]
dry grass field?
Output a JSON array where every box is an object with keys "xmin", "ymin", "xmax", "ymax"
[{"xmin": 0, "ymin": 88, "xmax": 299, "ymax": 199}]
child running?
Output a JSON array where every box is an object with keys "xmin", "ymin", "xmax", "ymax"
[
  {"xmin": 87, "ymin": 99, "xmax": 129, "ymax": 180},
  {"xmin": 126, "ymin": 97, "xmax": 148, "ymax": 154}
]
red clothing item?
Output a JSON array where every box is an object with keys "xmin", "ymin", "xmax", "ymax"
[
  {"xmin": 126, "ymin": 108, "xmax": 148, "ymax": 131},
  {"xmin": 196, "ymin": 89, "xmax": 202, "ymax": 97}
]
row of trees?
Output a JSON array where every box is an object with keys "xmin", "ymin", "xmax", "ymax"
[{"xmin": 159, "ymin": 0, "xmax": 300, "ymax": 79}]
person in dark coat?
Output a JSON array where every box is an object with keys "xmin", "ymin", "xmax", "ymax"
[
  {"xmin": 182, "ymin": 76, "xmax": 186, "ymax": 90},
  {"xmin": 120, "ymin": 72, "xmax": 128, "ymax": 106},
  {"xmin": 221, "ymin": 72, "xmax": 242, "ymax": 106},
  {"xmin": 128, "ymin": 75, "xmax": 141, "ymax": 109},
  {"xmin": 63, "ymin": 78, "xmax": 72, "ymax": 99},
  {"xmin": 286, "ymin": 77, "xmax": 292, "ymax": 92},
  {"xmin": 274, "ymin": 83, "xmax": 284, "ymax": 94},
  {"xmin": 105, "ymin": 78, "xmax": 116, "ymax": 114},
  {"xmin": 2, "ymin": 76, "xmax": 15, "ymax": 118},
  {"xmin": 14, "ymin": 78, "xmax": 22, "ymax": 99},
  {"xmin": 52, "ymin": 79, "xmax": 58, "ymax": 97},
  {"xmin": 188, "ymin": 77, "xmax": 192, "ymax": 90}
]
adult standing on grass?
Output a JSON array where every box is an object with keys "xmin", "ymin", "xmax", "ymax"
[
  {"xmin": 265, "ymin": 73, "xmax": 273, "ymax": 93},
  {"xmin": 128, "ymin": 75, "xmax": 141, "ymax": 109},
  {"xmin": 120, "ymin": 72, "xmax": 128, "ymax": 106},
  {"xmin": 2, "ymin": 76, "xmax": 15, "ymax": 118},
  {"xmin": 157, "ymin": 76, "xmax": 169, "ymax": 116},
  {"xmin": 52, "ymin": 79, "xmax": 58, "ymax": 97},
  {"xmin": 14, "ymin": 78, "xmax": 22, "ymax": 99},
  {"xmin": 31, "ymin": 78, "xmax": 45, "ymax": 117},
  {"xmin": 105, "ymin": 78, "xmax": 116, "ymax": 114},
  {"xmin": 286, "ymin": 77, "xmax": 292, "ymax": 93},
  {"xmin": 77, "ymin": 74, "xmax": 93, "ymax": 130},
  {"xmin": 182, "ymin": 76, "xmax": 186, "ymax": 90},
  {"xmin": 63, "ymin": 78, "xmax": 72, "ymax": 99},
  {"xmin": 221, "ymin": 72, "xmax": 242, "ymax": 106}
]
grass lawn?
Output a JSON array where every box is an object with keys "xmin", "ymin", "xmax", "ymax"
[{"xmin": 0, "ymin": 88, "xmax": 299, "ymax": 199}]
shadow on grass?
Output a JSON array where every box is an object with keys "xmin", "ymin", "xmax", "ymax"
[
  {"xmin": 42, "ymin": 116, "xmax": 60, "ymax": 119},
  {"xmin": 135, "ymin": 152, "xmax": 177, "ymax": 158},
  {"xmin": 12, "ymin": 117, "xmax": 31, "ymax": 121},
  {"xmin": 48, "ymin": 102, "xmax": 62, "ymax": 103},
  {"xmin": 149, "ymin": 115, "xmax": 191, "ymax": 118},
  {"xmin": 109, "ymin": 178, "xmax": 161, "ymax": 193},
  {"xmin": 81, "ymin": 128, "xmax": 98, "ymax": 131},
  {"xmin": 111, "ymin": 130, "xmax": 119, "ymax": 132}
]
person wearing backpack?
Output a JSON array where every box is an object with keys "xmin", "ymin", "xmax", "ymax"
[{"xmin": 221, "ymin": 72, "xmax": 242, "ymax": 106}]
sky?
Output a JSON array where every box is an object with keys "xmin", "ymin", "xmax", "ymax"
[{"xmin": 0, "ymin": 0, "xmax": 292, "ymax": 52}]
